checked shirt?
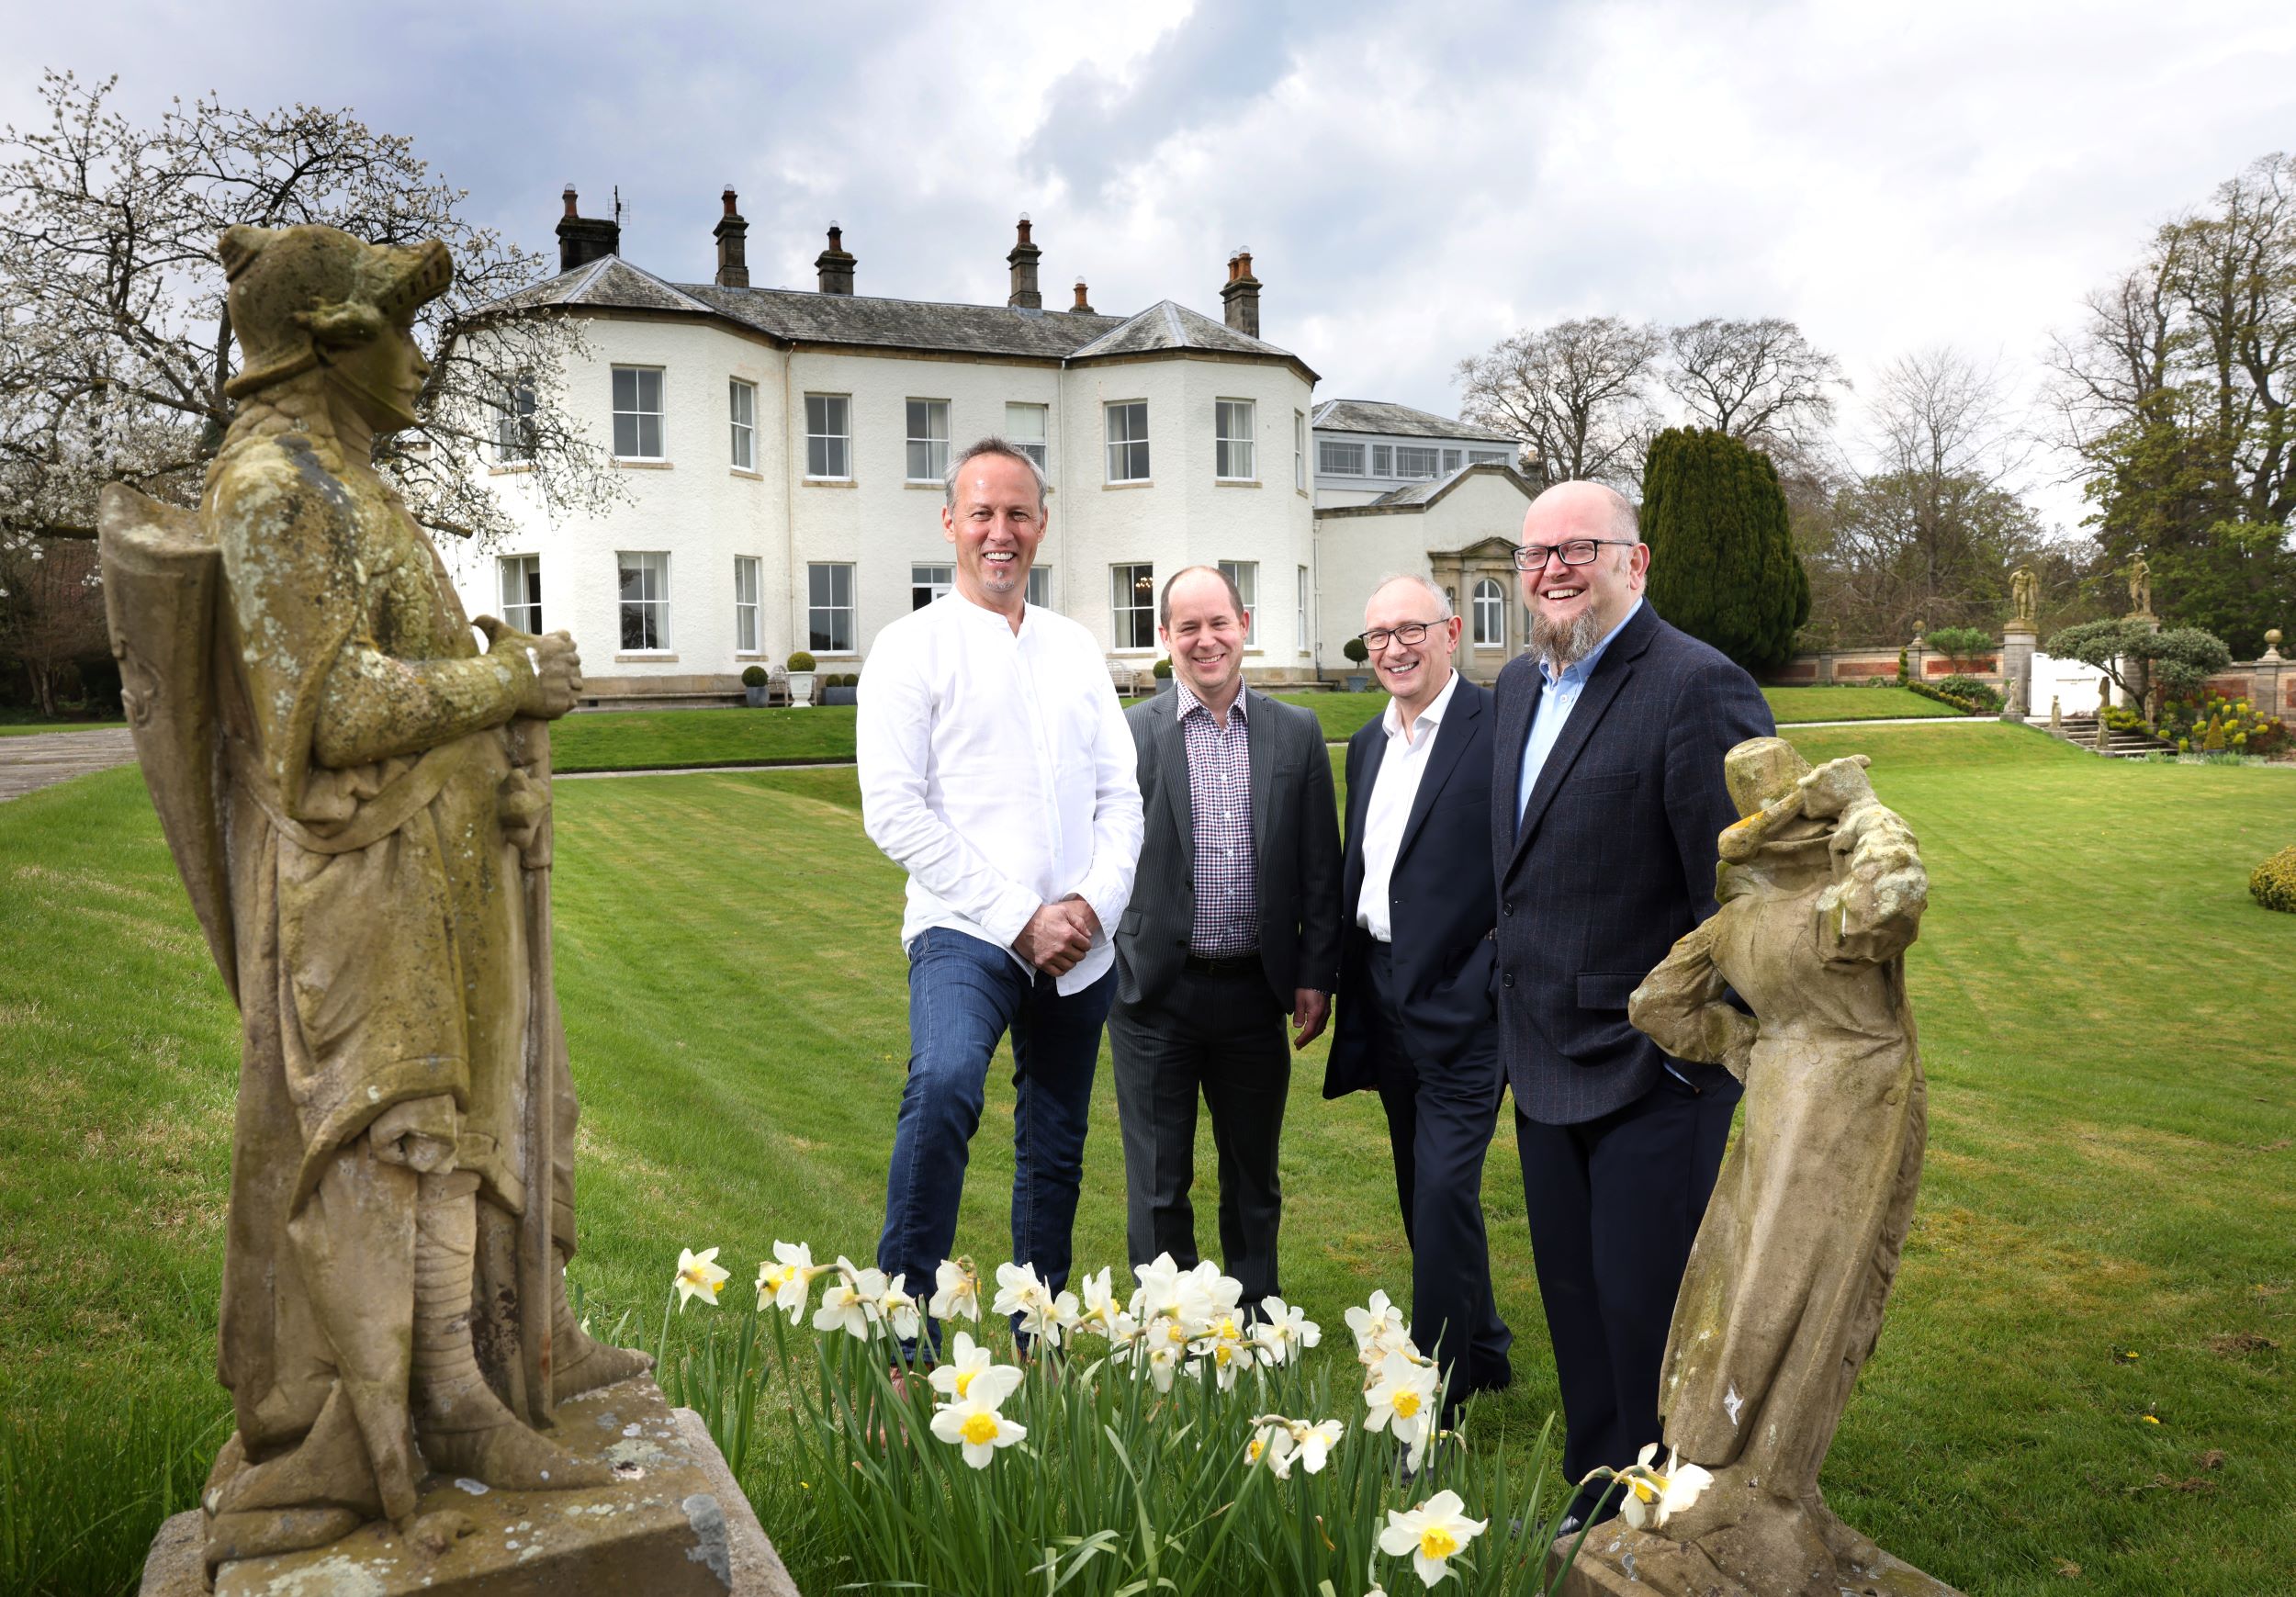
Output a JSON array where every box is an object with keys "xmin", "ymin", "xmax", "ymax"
[{"xmin": 1175, "ymin": 679, "xmax": 1258, "ymax": 957}]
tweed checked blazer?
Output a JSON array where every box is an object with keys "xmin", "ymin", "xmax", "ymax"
[
  {"xmin": 1114, "ymin": 687, "xmax": 1343, "ymax": 1013},
  {"xmin": 1490, "ymin": 603, "xmax": 1774, "ymax": 1125}
]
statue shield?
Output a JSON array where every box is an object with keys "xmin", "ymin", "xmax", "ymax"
[{"xmin": 96, "ymin": 482, "xmax": 239, "ymax": 1007}]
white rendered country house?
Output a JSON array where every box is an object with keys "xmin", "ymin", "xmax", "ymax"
[{"xmin": 441, "ymin": 188, "xmax": 1543, "ymax": 703}]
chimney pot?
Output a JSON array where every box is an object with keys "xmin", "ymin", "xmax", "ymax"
[
  {"xmin": 722, "ymin": 186, "xmax": 738, "ymax": 215},
  {"xmin": 556, "ymin": 186, "xmax": 621, "ymax": 273},
  {"xmin": 1007, "ymin": 215, "xmax": 1043, "ymax": 309},
  {"xmin": 1221, "ymin": 248, "xmax": 1262, "ymax": 338},
  {"xmin": 816, "ymin": 223, "xmax": 856, "ymax": 295},
  {"xmin": 1071, "ymin": 278, "xmax": 1095, "ymax": 314},
  {"xmin": 714, "ymin": 187, "xmax": 750, "ymax": 287}
]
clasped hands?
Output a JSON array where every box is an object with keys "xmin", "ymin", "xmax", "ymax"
[
  {"xmin": 1012, "ymin": 895, "xmax": 1103, "ymax": 976},
  {"xmin": 476, "ymin": 614, "xmax": 584, "ymax": 720}
]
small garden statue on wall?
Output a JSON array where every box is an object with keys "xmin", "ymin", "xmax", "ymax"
[
  {"xmin": 2128, "ymin": 555, "xmax": 2152, "ymax": 616},
  {"xmin": 2009, "ymin": 564, "xmax": 2037, "ymax": 627}
]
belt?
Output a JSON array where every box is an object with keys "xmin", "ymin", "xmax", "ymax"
[{"xmin": 1185, "ymin": 951, "xmax": 1262, "ymax": 977}]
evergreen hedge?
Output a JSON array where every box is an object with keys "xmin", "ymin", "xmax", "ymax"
[{"xmin": 1640, "ymin": 427, "xmax": 1808, "ymax": 672}]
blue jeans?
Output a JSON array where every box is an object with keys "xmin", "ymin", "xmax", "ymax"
[{"xmin": 877, "ymin": 928, "xmax": 1114, "ymax": 1326}]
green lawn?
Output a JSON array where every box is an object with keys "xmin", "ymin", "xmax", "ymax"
[
  {"xmin": 2, "ymin": 724, "xmax": 2290, "ymax": 1593},
  {"xmin": 1763, "ymin": 685, "xmax": 1964, "ymax": 722},
  {"xmin": 0, "ymin": 719, "xmax": 127, "ymax": 737},
  {"xmin": 550, "ymin": 704, "xmax": 857, "ymax": 771}
]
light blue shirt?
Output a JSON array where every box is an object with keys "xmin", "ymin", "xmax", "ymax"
[{"xmin": 1514, "ymin": 599, "xmax": 1644, "ymax": 827}]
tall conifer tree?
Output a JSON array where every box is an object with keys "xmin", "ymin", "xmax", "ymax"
[{"xmin": 1641, "ymin": 426, "xmax": 1806, "ymax": 670}]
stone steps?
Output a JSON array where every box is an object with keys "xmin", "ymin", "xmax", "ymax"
[{"xmin": 2047, "ymin": 717, "xmax": 2177, "ymax": 758}]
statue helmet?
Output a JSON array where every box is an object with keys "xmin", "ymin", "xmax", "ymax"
[{"xmin": 218, "ymin": 224, "xmax": 451, "ymax": 400}]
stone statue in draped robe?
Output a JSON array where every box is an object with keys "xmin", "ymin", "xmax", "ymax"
[
  {"xmin": 100, "ymin": 222, "xmax": 648, "ymax": 1580},
  {"xmin": 1559, "ymin": 737, "xmax": 1955, "ymax": 1597}
]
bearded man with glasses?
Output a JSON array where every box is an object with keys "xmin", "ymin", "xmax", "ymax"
[{"xmin": 1489, "ymin": 479, "xmax": 1773, "ymax": 1534}]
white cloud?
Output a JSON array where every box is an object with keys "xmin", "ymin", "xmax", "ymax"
[{"xmin": 7, "ymin": 0, "xmax": 2292, "ymax": 529}]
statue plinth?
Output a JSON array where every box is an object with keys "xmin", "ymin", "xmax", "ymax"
[
  {"xmin": 140, "ymin": 1378, "xmax": 799, "ymax": 1597},
  {"xmin": 1554, "ymin": 1521, "xmax": 1963, "ymax": 1597}
]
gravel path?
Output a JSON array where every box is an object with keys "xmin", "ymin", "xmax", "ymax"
[{"xmin": 0, "ymin": 728, "xmax": 138, "ymax": 803}]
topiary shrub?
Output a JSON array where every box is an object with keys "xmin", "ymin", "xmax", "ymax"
[
  {"xmin": 741, "ymin": 665, "xmax": 769, "ymax": 688},
  {"xmin": 1153, "ymin": 657, "xmax": 1173, "ymax": 679},
  {"xmin": 1343, "ymin": 636, "xmax": 1369, "ymax": 666},
  {"xmin": 2251, "ymin": 845, "xmax": 2296, "ymax": 913},
  {"xmin": 788, "ymin": 651, "xmax": 817, "ymax": 673},
  {"xmin": 1925, "ymin": 626, "xmax": 1993, "ymax": 667},
  {"xmin": 1640, "ymin": 427, "xmax": 1806, "ymax": 672}
]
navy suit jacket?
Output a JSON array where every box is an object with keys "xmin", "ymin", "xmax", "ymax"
[
  {"xmin": 1326, "ymin": 676, "xmax": 1500, "ymax": 1097},
  {"xmin": 1490, "ymin": 604, "xmax": 1774, "ymax": 1124}
]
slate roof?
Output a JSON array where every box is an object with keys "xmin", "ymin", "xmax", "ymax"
[
  {"xmin": 1310, "ymin": 398, "xmax": 1518, "ymax": 444},
  {"xmin": 502, "ymin": 257, "xmax": 1316, "ymax": 377},
  {"xmin": 1315, "ymin": 461, "xmax": 1539, "ymax": 516}
]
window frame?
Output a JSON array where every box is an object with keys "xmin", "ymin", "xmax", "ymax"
[
  {"xmin": 1293, "ymin": 410, "xmax": 1305, "ymax": 490},
  {"xmin": 495, "ymin": 378, "xmax": 538, "ymax": 465},
  {"xmin": 1218, "ymin": 559, "xmax": 1258, "ymax": 646},
  {"xmin": 1395, "ymin": 444, "xmax": 1442, "ymax": 479},
  {"xmin": 806, "ymin": 561, "xmax": 857, "ymax": 654},
  {"xmin": 1472, "ymin": 577, "xmax": 1505, "ymax": 647},
  {"xmin": 911, "ymin": 562, "xmax": 954, "ymax": 612},
  {"xmin": 499, "ymin": 554, "xmax": 542, "ymax": 633},
  {"xmin": 1006, "ymin": 402, "xmax": 1050, "ymax": 470},
  {"xmin": 616, "ymin": 550, "xmax": 671, "ymax": 651},
  {"xmin": 906, "ymin": 398, "xmax": 951, "ymax": 483},
  {"xmin": 1297, "ymin": 564, "xmax": 1310, "ymax": 654},
  {"xmin": 728, "ymin": 378, "xmax": 757, "ymax": 471},
  {"xmin": 1469, "ymin": 448, "xmax": 1510, "ymax": 467},
  {"xmin": 1027, "ymin": 566, "xmax": 1052, "ymax": 610},
  {"xmin": 1317, "ymin": 438, "xmax": 1365, "ymax": 476},
  {"xmin": 1105, "ymin": 401, "xmax": 1151, "ymax": 483},
  {"xmin": 1110, "ymin": 562, "xmax": 1155, "ymax": 648},
  {"xmin": 611, "ymin": 366, "xmax": 665, "ymax": 461},
  {"xmin": 1214, "ymin": 399, "xmax": 1256, "ymax": 481},
  {"xmin": 805, "ymin": 393, "xmax": 852, "ymax": 480},
  {"xmin": 1370, "ymin": 444, "xmax": 1393, "ymax": 478},
  {"xmin": 734, "ymin": 555, "xmax": 761, "ymax": 653}
]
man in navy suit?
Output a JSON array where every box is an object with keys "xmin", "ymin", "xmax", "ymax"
[
  {"xmin": 1329, "ymin": 574, "xmax": 1512, "ymax": 1416},
  {"xmin": 1491, "ymin": 481, "xmax": 1774, "ymax": 1530}
]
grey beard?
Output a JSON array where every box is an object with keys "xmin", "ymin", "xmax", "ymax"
[{"xmin": 1530, "ymin": 606, "xmax": 1605, "ymax": 669}]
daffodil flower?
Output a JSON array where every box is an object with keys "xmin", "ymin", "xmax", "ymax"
[
  {"xmin": 812, "ymin": 1256, "xmax": 875, "ymax": 1339},
  {"xmin": 1129, "ymin": 1253, "xmax": 1185, "ymax": 1321},
  {"xmin": 1345, "ymin": 1290, "xmax": 1409, "ymax": 1366},
  {"xmin": 873, "ymin": 1272, "xmax": 921, "ymax": 1343},
  {"xmin": 991, "ymin": 1259, "xmax": 1052, "ymax": 1321},
  {"xmin": 929, "ymin": 1389, "xmax": 1028, "ymax": 1468},
  {"xmin": 1604, "ymin": 1443, "xmax": 1715, "ymax": 1532},
  {"xmin": 1292, "ymin": 1417, "xmax": 1343, "ymax": 1475},
  {"xmin": 1252, "ymin": 1297, "xmax": 1321, "ymax": 1366},
  {"xmin": 1378, "ymin": 1490, "xmax": 1487, "ymax": 1589},
  {"xmin": 674, "ymin": 1246, "xmax": 728, "ymax": 1311},
  {"xmin": 1364, "ymin": 1349, "xmax": 1440, "ymax": 1457},
  {"xmin": 758, "ymin": 1240, "xmax": 825, "ymax": 1318},
  {"xmin": 926, "ymin": 1331, "xmax": 997, "ymax": 1403},
  {"xmin": 928, "ymin": 1257, "xmax": 981, "ymax": 1322}
]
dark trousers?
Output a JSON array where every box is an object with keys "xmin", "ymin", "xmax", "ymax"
[
  {"xmin": 876, "ymin": 928, "xmax": 1115, "ymax": 1317},
  {"xmin": 1365, "ymin": 942, "xmax": 1513, "ymax": 1406},
  {"xmin": 1515, "ymin": 1063, "xmax": 1739, "ymax": 1513},
  {"xmin": 1108, "ymin": 965, "xmax": 1291, "ymax": 1311}
]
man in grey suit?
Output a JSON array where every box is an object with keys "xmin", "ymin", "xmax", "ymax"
[{"xmin": 1110, "ymin": 566, "xmax": 1343, "ymax": 1311}]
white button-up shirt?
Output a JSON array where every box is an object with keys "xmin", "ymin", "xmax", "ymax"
[
  {"xmin": 1354, "ymin": 668, "xmax": 1462, "ymax": 944},
  {"xmin": 859, "ymin": 593, "xmax": 1144, "ymax": 994}
]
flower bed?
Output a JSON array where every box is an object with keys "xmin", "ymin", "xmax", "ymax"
[{"xmin": 635, "ymin": 1243, "xmax": 1704, "ymax": 1595}]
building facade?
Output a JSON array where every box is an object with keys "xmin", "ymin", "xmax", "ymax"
[{"xmin": 446, "ymin": 190, "xmax": 1540, "ymax": 698}]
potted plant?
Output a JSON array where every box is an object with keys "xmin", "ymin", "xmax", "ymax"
[
  {"xmin": 787, "ymin": 650, "xmax": 818, "ymax": 709},
  {"xmin": 1153, "ymin": 657, "xmax": 1176, "ymax": 695},
  {"xmin": 741, "ymin": 663, "xmax": 770, "ymax": 708},
  {"xmin": 1343, "ymin": 635, "xmax": 1372, "ymax": 693}
]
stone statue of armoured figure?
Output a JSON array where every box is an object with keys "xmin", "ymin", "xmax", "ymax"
[{"xmin": 99, "ymin": 222, "xmax": 647, "ymax": 1573}]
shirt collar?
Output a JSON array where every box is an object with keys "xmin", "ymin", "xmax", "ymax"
[
  {"xmin": 946, "ymin": 590, "xmax": 1035, "ymax": 636},
  {"xmin": 1537, "ymin": 597, "xmax": 1643, "ymax": 690},
  {"xmin": 1176, "ymin": 677, "xmax": 1247, "ymax": 725},
  {"xmin": 1382, "ymin": 666, "xmax": 1460, "ymax": 745}
]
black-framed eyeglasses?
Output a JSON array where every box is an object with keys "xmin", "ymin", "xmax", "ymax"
[
  {"xmin": 1514, "ymin": 538, "xmax": 1637, "ymax": 571},
  {"xmin": 1356, "ymin": 622, "xmax": 1437, "ymax": 652}
]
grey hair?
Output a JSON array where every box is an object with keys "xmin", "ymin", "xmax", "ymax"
[
  {"xmin": 944, "ymin": 435, "xmax": 1049, "ymax": 511},
  {"xmin": 1367, "ymin": 571, "xmax": 1454, "ymax": 622}
]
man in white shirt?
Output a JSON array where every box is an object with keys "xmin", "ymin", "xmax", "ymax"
[
  {"xmin": 1324, "ymin": 574, "xmax": 1512, "ymax": 1417},
  {"xmin": 858, "ymin": 438, "xmax": 1143, "ymax": 1336}
]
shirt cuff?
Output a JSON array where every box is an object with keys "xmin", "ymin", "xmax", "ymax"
[{"xmin": 979, "ymin": 885, "xmax": 1042, "ymax": 951}]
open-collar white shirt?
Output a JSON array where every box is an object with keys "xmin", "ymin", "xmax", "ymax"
[
  {"xmin": 1354, "ymin": 668, "xmax": 1462, "ymax": 943},
  {"xmin": 858, "ymin": 592, "xmax": 1144, "ymax": 994}
]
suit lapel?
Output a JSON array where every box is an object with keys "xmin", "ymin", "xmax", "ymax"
[
  {"xmin": 1245, "ymin": 688, "xmax": 1276, "ymax": 870},
  {"xmin": 1345, "ymin": 720, "xmax": 1387, "ymax": 901},
  {"xmin": 1157, "ymin": 694, "xmax": 1195, "ymax": 875},
  {"xmin": 1492, "ymin": 665, "xmax": 1540, "ymax": 867},
  {"xmin": 1506, "ymin": 606, "xmax": 1657, "ymax": 875},
  {"xmin": 1396, "ymin": 677, "xmax": 1479, "ymax": 869}
]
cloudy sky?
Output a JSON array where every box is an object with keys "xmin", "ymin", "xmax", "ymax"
[{"xmin": 8, "ymin": 0, "xmax": 2294, "ymax": 529}]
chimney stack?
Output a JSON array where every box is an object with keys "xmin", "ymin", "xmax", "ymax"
[
  {"xmin": 816, "ymin": 223, "xmax": 856, "ymax": 295},
  {"xmin": 557, "ymin": 185, "xmax": 622, "ymax": 273},
  {"xmin": 1221, "ymin": 248, "xmax": 1261, "ymax": 338},
  {"xmin": 1071, "ymin": 278, "xmax": 1095, "ymax": 314},
  {"xmin": 713, "ymin": 186, "xmax": 750, "ymax": 287},
  {"xmin": 1007, "ymin": 215, "xmax": 1042, "ymax": 309}
]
